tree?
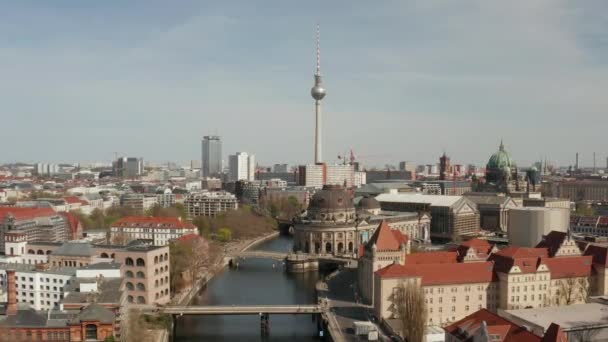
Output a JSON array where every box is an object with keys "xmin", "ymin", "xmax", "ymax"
[
  {"xmin": 169, "ymin": 236, "xmax": 218, "ymax": 294},
  {"xmin": 216, "ymin": 228, "xmax": 232, "ymax": 242},
  {"xmin": 394, "ymin": 281, "xmax": 427, "ymax": 342},
  {"xmin": 554, "ymin": 276, "xmax": 589, "ymax": 306}
]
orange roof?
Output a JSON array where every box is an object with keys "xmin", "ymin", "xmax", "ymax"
[
  {"xmin": 366, "ymin": 220, "xmax": 408, "ymax": 251},
  {"xmin": 112, "ymin": 216, "xmax": 196, "ymax": 229},
  {"xmin": 63, "ymin": 196, "xmax": 82, "ymax": 204},
  {"xmin": 406, "ymin": 251, "xmax": 458, "ymax": 264},
  {"xmin": 376, "ymin": 261, "xmax": 495, "ymax": 286},
  {"xmin": 542, "ymin": 256, "xmax": 593, "ymax": 279},
  {"xmin": 175, "ymin": 234, "xmax": 201, "ymax": 243},
  {"xmin": 0, "ymin": 207, "xmax": 57, "ymax": 221},
  {"xmin": 495, "ymin": 246, "xmax": 548, "ymax": 259},
  {"xmin": 444, "ymin": 309, "xmax": 541, "ymax": 342}
]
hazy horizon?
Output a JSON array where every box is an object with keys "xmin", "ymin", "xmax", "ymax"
[{"xmin": 2, "ymin": 1, "xmax": 607, "ymax": 168}]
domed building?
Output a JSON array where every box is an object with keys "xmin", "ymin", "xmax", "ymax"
[
  {"xmin": 293, "ymin": 185, "xmax": 431, "ymax": 257},
  {"xmin": 478, "ymin": 141, "xmax": 527, "ymax": 194}
]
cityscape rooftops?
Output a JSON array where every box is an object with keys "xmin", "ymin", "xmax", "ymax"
[
  {"xmin": 53, "ymin": 242, "xmax": 94, "ymax": 257},
  {"xmin": 0, "ymin": 207, "xmax": 57, "ymax": 221},
  {"xmin": 504, "ymin": 303, "xmax": 608, "ymax": 333},
  {"xmin": 444, "ymin": 309, "xmax": 542, "ymax": 342},
  {"xmin": 376, "ymin": 261, "xmax": 496, "ymax": 286},
  {"xmin": 376, "ymin": 192, "xmax": 466, "ymax": 207},
  {"xmin": 366, "ymin": 220, "xmax": 408, "ymax": 251}
]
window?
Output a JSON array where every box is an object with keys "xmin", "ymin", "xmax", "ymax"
[
  {"xmin": 126, "ymin": 282, "xmax": 134, "ymax": 290},
  {"xmin": 136, "ymin": 271, "xmax": 145, "ymax": 278},
  {"xmin": 136, "ymin": 258, "xmax": 145, "ymax": 266},
  {"xmin": 126, "ymin": 271, "xmax": 134, "ymax": 278},
  {"xmin": 86, "ymin": 324, "xmax": 98, "ymax": 340},
  {"xmin": 126, "ymin": 258, "xmax": 134, "ymax": 266},
  {"xmin": 137, "ymin": 283, "xmax": 145, "ymax": 291},
  {"xmin": 127, "ymin": 295, "xmax": 134, "ymax": 303},
  {"xmin": 137, "ymin": 296, "xmax": 146, "ymax": 304}
]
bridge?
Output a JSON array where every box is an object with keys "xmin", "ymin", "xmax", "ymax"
[
  {"xmin": 233, "ymin": 250, "xmax": 288, "ymax": 261},
  {"xmin": 161, "ymin": 304, "xmax": 323, "ymax": 315}
]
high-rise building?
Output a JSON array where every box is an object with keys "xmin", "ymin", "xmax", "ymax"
[
  {"xmin": 113, "ymin": 157, "xmax": 143, "ymax": 178},
  {"xmin": 439, "ymin": 153, "xmax": 451, "ymax": 180},
  {"xmin": 273, "ymin": 164, "xmax": 288, "ymax": 173},
  {"xmin": 228, "ymin": 152, "xmax": 255, "ymax": 181},
  {"xmin": 201, "ymin": 135, "xmax": 222, "ymax": 178}
]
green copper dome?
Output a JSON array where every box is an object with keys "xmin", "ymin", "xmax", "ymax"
[{"xmin": 486, "ymin": 140, "xmax": 517, "ymax": 170}]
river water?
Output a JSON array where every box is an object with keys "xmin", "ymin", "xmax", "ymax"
[{"xmin": 175, "ymin": 235, "xmax": 323, "ymax": 341}]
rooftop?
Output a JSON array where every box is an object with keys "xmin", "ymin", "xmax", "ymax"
[
  {"xmin": 53, "ymin": 242, "xmax": 94, "ymax": 257},
  {"xmin": 376, "ymin": 261, "xmax": 495, "ymax": 286},
  {"xmin": 376, "ymin": 192, "xmax": 465, "ymax": 207},
  {"xmin": 112, "ymin": 216, "xmax": 196, "ymax": 229},
  {"xmin": 505, "ymin": 303, "xmax": 608, "ymax": 331},
  {"xmin": 444, "ymin": 309, "xmax": 541, "ymax": 342}
]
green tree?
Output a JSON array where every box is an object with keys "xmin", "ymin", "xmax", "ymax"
[{"xmin": 216, "ymin": 228, "xmax": 232, "ymax": 242}]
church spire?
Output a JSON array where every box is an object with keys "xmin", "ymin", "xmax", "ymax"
[{"xmin": 499, "ymin": 139, "xmax": 505, "ymax": 152}]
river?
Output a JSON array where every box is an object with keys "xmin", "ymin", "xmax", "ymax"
[{"xmin": 174, "ymin": 235, "xmax": 325, "ymax": 341}]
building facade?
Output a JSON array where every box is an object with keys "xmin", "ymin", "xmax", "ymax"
[
  {"xmin": 228, "ymin": 152, "xmax": 255, "ymax": 182},
  {"xmin": 0, "ymin": 208, "xmax": 70, "ymax": 255},
  {"xmin": 110, "ymin": 217, "xmax": 198, "ymax": 246},
  {"xmin": 201, "ymin": 135, "xmax": 222, "ymax": 178},
  {"xmin": 184, "ymin": 191, "xmax": 238, "ymax": 218}
]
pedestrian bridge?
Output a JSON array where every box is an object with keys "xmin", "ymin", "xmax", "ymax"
[{"xmin": 161, "ymin": 304, "xmax": 323, "ymax": 315}]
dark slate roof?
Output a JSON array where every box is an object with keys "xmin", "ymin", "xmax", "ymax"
[
  {"xmin": 53, "ymin": 242, "xmax": 94, "ymax": 257},
  {"xmin": 0, "ymin": 307, "xmax": 62, "ymax": 328},
  {"xmin": 72, "ymin": 304, "xmax": 115, "ymax": 324},
  {"xmin": 62, "ymin": 278, "xmax": 123, "ymax": 305}
]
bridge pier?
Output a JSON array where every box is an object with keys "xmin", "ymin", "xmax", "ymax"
[
  {"xmin": 260, "ymin": 313, "xmax": 270, "ymax": 337},
  {"xmin": 171, "ymin": 315, "xmax": 177, "ymax": 342}
]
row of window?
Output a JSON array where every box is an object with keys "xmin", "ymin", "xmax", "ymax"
[{"xmin": 511, "ymin": 284, "xmax": 547, "ymax": 292}]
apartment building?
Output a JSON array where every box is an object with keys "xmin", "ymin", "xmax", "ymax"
[
  {"xmin": 0, "ymin": 207, "xmax": 70, "ymax": 255},
  {"xmin": 185, "ymin": 191, "xmax": 238, "ymax": 218}
]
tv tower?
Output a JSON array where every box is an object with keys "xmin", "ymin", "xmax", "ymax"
[{"xmin": 311, "ymin": 24, "xmax": 326, "ymax": 164}]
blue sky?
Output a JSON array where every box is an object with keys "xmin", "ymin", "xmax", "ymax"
[{"xmin": 2, "ymin": 1, "xmax": 607, "ymax": 168}]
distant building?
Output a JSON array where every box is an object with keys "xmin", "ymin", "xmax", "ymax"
[
  {"xmin": 110, "ymin": 217, "xmax": 198, "ymax": 246},
  {"xmin": 120, "ymin": 193, "xmax": 158, "ymax": 214},
  {"xmin": 201, "ymin": 177, "xmax": 222, "ymax": 190},
  {"xmin": 273, "ymin": 164, "xmax": 288, "ymax": 173},
  {"xmin": 113, "ymin": 157, "xmax": 143, "ymax": 178},
  {"xmin": 201, "ymin": 135, "xmax": 222, "ymax": 178},
  {"xmin": 439, "ymin": 153, "xmax": 451, "ymax": 180},
  {"xmin": 297, "ymin": 164, "xmax": 355, "ymax": 188},
  {"xmin": 376, "ymin": 192, "xmax": 480, "ymax": 239},
  {"xmin": 184, "ymin": 191, "xmax": 238, "ymax": 218},
  {"xmin": 0, "ymin": 207, "xmax": 71, "ymax": 255},
  {"xmin": 571, "ymin": 215, "xmax": 608, "ymax": 237},
  {"xmin": 365, "ymin": 170, "xmax": 412, "ymax": 183},
  {"xmin": 545, "ymin": 180, "xmax": 608, "ymax": 202},
  {"xmin": 255, "ymin": 171, "xmax": 296, "ymax": 184},
  {"xmin": 228, "ymin": 152, "xmax": 255, "ymax": 181},
  {"xmin": 465, "ymin": 193, "xmax": 519, "ymax": 232},
  {"xmin": 507, "ymin": 207, "xmax": 569, "ymax": 247},
  {"xmin": 34, "ymin": 163, "xmax": 60, "ymax": 177},
  {"xmin": 157, "ymin": 192, "xmax": 176, "ymax": 208}
]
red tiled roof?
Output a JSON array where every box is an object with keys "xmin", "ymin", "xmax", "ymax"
[
  {"xmin": 63, "ymin": 196, "xmax": 82, "ymax": 204},
  {"xmin": 540, "ymin": 323, "xmax": 568, "ymax": 342},
  {"xmin": 406, "ymin": 251, "xmax": 458, "ymax": 264},
  {"xmin": 494, "ymin": 246, "xmax": 548, "ymax": 259},
  {"xmin": 0, "ymin": 207, "xmax": 57, "ymax": 221},
  {"xmin": 542, "ymin": 256, "xmax": 593, "ymax": 279},
  {"xmin": 366, "ymin": 220, "xmax": 408, "ymax": 251},
  {"xmin": 112, "ymin": 216, "xmax": 196, "ymax": 229},
  {"xmin": 175, "ymin": 234, "xmax": 201, "ymax": 243},
  {"xmin": 59, "ymin": 212, "xmax": 82, "ymax": 240},
  {"xmin": 444, "ymin": 309, "xmax": 541, "ymax": 342},
  {"xmin": 376, "ymin": 261, "xmax": 495, "ymax": 286}
]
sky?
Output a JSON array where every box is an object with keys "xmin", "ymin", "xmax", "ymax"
[{"xmin": 2, "ymin": 0, "xmax": 608, "ymax": 168}]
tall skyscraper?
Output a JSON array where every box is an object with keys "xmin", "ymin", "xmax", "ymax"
[
  {"xmin": 202, "ymin": 135, "xmax": 222, "ymax": 178},
  {"xmin": 310, "ymin": 25, "xmax": 326, "ymax": 164},
  {"xmin": 113, "ymin": 157, "xmax": 143, "ymax": 178},
  {"xmin": 228, "ymin": 152, "xmax": 255, "ymax": 181}
]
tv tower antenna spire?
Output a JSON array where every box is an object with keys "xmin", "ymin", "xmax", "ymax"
[{"xmin": 311, "ymin": 23, "xmax": 327, "ymax": 164}]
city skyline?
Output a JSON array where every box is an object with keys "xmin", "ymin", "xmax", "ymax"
[{"xmin": 2, "ymin": 1, "xmax": 608, "ymax": 167}]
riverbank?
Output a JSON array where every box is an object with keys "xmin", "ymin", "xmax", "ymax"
[{"xmin": 172, "ymin": 230, "xmax": 281, "ymax": 305}]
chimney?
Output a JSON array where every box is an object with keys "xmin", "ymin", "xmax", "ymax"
[{"xmin": 6, "ymin": 269, "xmax": 17, "ymax": 315}]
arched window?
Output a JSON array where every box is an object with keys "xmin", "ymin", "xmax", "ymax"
[
  {"xmin": 37, "ymin": 250, "xmax": 44, "ymax": 255},
  {"xmin": 136, "ymin": 271, "xmax": 145, "ymax": 278},
  {"xmin": 125, "ymin": 271, "xmax": 134, "ymax": 278},
  {"xmin": 155, "ymin": 280, "xmax": 159, "ymax": 288},
  {"xmin": 137, "ymin": 296, "xmax": 146, "ymax": 304},
  {"xmin": 28, "ymin": 249, "xmax": 35, "ymax": 254},
  {"xmin": 126, "ymin": 282, "xmax": 134, "ymax": 290},
  {"xmin": 85, "ymin": 324, "xmax": 97, "ymax": 340},
  {"xmin": 136, "ymin": 283, "xmax": 145, "ymax": 291},
  {"xmin": 164, "ymin": 265, "xmax": 168, "ymax": 272},
  {"xmin": 159, "ymin": 255, "xmax": 164, "ymax": 262},
  {"xmin": 160, "ymin": 278, "xmax": 164, "ymax": 285},
  {"xmin": 126, "ymin": 258, "xmax": 134, "ymax": 266},
  {"xmin": 155, "ymin": 269, "xmax": 159, "ymax": 275},
  {"xmin": 165, "ymin": 289, "xmax": 169, "ymax": 296},
  {"xmin": 325, "ymin": 242, "xmax": 332, "ymax": 253},
  {"xmin": 348, "ymin": 242, "xmax": 353, "ymax": 252},
  {"xmin": 164, "ymin": 253, "xmax": 168, "ymax": 261},
  {"xmin": 110, "ymin": 253, "xmax": 115, "ymax": 258},
  {"xmin": 155, "ymin": 293, "xmax": 159, "ymax": 299},
  {"xmin": 46, "ymin": 250, "xmax": 52, "ymax": 255},
  {"xmin": 165, "ymin": 276, "xmax": 168, "ymax": 283},
  {"xmin": 101, "ymin": 253, "xmax": 109, "ymax": 258},
  {"xmin": 337, "ymin": 243, "xmax": 344, "ymax": 253},
  {"xmin": 127, "ymin": 295, "xmax": 134, "ymax": 303},
  {"xmin": 154, "ymin": 256, "xmax": 159, "ymax": 264},
  {"xmin": 136, "ymin": 258, "xmax": 145, "ymax": 266}
]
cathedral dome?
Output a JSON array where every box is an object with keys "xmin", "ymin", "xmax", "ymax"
[
  {"xmin": 357, "ymin": 196, "xmax": 380, "ymax": 210},
  {"xmin": 307, "ymin": 185, "xmax": 355, "ymax": 223},
  {"xmin": 486, "ymin": 141, "xmax": 517, "ymax": 171}
]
